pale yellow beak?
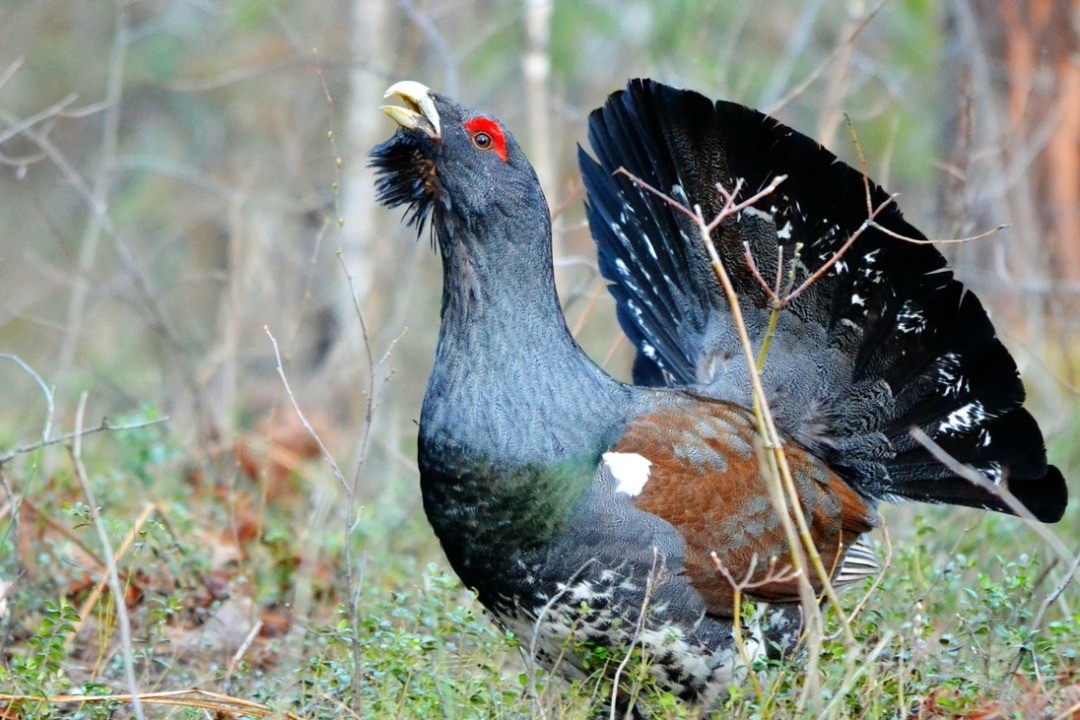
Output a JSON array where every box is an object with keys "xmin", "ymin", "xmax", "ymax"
[{"xmin": 380, "ymin": 80, "xmax": 441, "ymax": 138}]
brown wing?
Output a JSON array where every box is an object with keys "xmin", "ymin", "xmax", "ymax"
[{"xmin": 609, "ymin": 397, "xmax": 878, "ymax": 617}]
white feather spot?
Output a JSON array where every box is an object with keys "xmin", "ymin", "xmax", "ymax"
[
  {"xmin": 743, "ymin": 206, "xmax": 775, "ymax": 223},
  {"xmin": 936, "ymin": 401, "xmax": 988, "ymax": 435},
  {"xmin": 603, "ymin": 452, "xmax": 652, "ymax": 497}
]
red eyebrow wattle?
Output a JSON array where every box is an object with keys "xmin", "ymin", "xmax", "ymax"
[{"xmin": 465, "ymin": 117, "xmax": 508, "ymax": 161}]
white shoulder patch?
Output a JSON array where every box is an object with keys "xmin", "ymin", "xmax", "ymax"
[{"xmin": 602, "ymin": 451, "xmax": 652, "ymax": 497}]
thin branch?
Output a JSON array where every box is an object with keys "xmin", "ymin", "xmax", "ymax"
[
  {"xmin": 613, "ymin": 168, "xmax": 702, "ymax": 223},
  {"xmin": 871, "ymin": 219, "xmax": 1007, "ymax": 245},
  {"xmin": 701, "ymin": 196, "xmax": 851, "ymax": 618},
  {"xmin": 67, "ymin": 392, "xmax": 145, "ymax": 720},
  {"xmin": 335, "ymin": 248, "xmax": 397, "ymax": 711},
  {"xmin": 767, "ymin": 0, "xmax": 889, "ymax": 115},
  {"xmin": 225, "ymin": 619, "xmax": 264, "ymax": 687},
  {"xmin": 59, "ymin": 0, "xmax": 130, "ymax": 371},
  {"xmin": 265, "ymin": 328, "xmax": 348, "ymax": 493},
  {"xmin": 710, "ymin": 551, "xmax": 805, "ymax": 705},
  {"xmin": 711, "ymin": 551, "xmax": 802, "ymax": 593},
  {"xmin": 782, "ymin": 193, "xmax": 896, "ymax": 306},
  {"xmin": 696, "ymin": 191, "xmax": 842, "ymax": 710},
  {"xmin": 396, "ymin": 0, "xmax": 459, "ymax": 96},
  {"xmin": 526, "ymin": 558, "xmax": 596, "ymax": 720},
  {"xmin": 908, "ymin": 427, "xmax": 1074, "ymax": 563},
  {"xmin": 1031, "ymin": 552, "xmax": 1080, "ymax": 632},
  {"xmin": 705, "ymin": 175, "xmax": 789, "ymax": 233},
  {"xmin": 844, "ymin": 112, "xmax": 1007, "ymax": 248},
  {"xmin": 610, "ymin": 548, "xmax": 662, "ymax": 720},
  {"xmin": 0, "ymin": 416, "xmax": 168, "ymax": 468},
  {"xmin": 614, "ymin": 166, "xmax": 855, "ymax": 707},
  {"xmin": 0, "ymin": 93, "xmax": 79, "ymax": 146},
  {"xmin": 0, "ymin": 354, "xmax": 56, "ymax": 461},
  {"xmin": 65, "ymin": 502, "xmax": 159, "ymax": 651},
  {"xmin": 1011, "ymin": 550, "xmax": 1080, "ymax": 678},
  {"xmin": 0, "ymin": 689, "xmax": 301, "ymax": 719},
  {"xmin": 22, "ymin": 498, "xmax": 105, "ymax": 571},
  {"xmin": 0, "ymin": 57, "xmax": 23, "ymax": 94}
]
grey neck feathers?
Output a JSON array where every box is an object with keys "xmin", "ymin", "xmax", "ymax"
[{"xmin": 420, "ymin": 206, "xmax": 627, "ymax": 471}]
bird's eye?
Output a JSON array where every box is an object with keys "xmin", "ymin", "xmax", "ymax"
[
  {"xmin": 464, "ymin": 117, "xmax": 508, "ymax": 161},
  {"xmin": 472, "ymin": 131, "xmax": 492, "ymax": 150}
]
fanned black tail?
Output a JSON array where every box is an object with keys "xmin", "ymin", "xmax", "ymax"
[{"xmin": 581, "ymin": 78, "xmax": 1067, "ymax": 523}]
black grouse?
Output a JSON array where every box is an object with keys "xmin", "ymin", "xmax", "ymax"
[{"xmin": 370, "ymin": 78, "xmax": 1067, "ymax": 706}]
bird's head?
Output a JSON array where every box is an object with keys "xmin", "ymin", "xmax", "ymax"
[{"xmin": 370, "ymin": 81, "xmax": 543, "ymax": 240}]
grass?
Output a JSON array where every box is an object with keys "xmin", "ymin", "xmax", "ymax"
[{"xmin": 0, "ymin": 399, "xmax": 1077, "ymax": 719}]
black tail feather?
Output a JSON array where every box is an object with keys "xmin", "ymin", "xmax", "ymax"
[{"xmin": 581, "ymin": 79, "xmax": 1067, "ymax": 523}]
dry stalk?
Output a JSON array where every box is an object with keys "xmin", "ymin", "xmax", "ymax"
[
  {"xmin": 58, "ymin": 0, "xmax": 129, "ymax": 373},
  {"xmin": 67, "ymin": 393, "xmax": 145, "ymax": 720},
  {"xmin": 618, "ymin": 169, "xmax": 855, "ymax": 642},
  {"xmin": 767, "ymin": 0, "xmax": 889, "ymax": 116},
  {"xmin": 609, "ymin": 548, "xmax": 661, "ymax": 720},
  {"xmin": 0, "ymin": 416, "xmax": 167, "ymax": 468},
  {"xmin": 225, "ymin": 619, "xmax": 265, "ymax": 686},
  {"xmin": 816, "ymin": 631, "xmax": 896, "ymax": 720},
  {"xmin": 267, "ymin": 324, "xmax": 364, "ymax": 708},
  {"xmin": 525, "ymin": 558, "xmax": 596, "ymax": 720},
  {"xmin": 710, "ymin": 550, "xmax": 803, "ymax": 703},
  {"xmin": 0, "ymin": 689, "xmax": 302, "ymax": 719},
  {"xmin": 908, "ymin": 427, "xmax": 1079, "ymax": 680},
  {"xmin": 908, "ymin": 428, "xmax": 1073, "ymax": 563},
  {"xmin": 266, "ymin": 247, "xmax": 400, "ymax": 712},
  {"xmin": 65, "ymin": 502, "xmax": 159, "ymax": 651}
]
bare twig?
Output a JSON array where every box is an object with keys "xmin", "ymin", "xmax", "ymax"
[
  {"xmin": 22, "ymin": 497, "xmax": 105, "ymax": 571},
  {"xmin": 705, "ymin": 176, "xmax": 790, "ymax": 233},
  {"xmin": 767, "ymin": 0, "xmax": 889, "ymax": 115},
  {"xmin": 0, "ymin": 689, "xmax": 301, "ymax": 719},
  {"xmin": 266, "ymin": 328, "xmax": 348, "ymax": 491},
  {"xmin": 0, "ymin": 416, "xmax": 168, "ymax": 468},
  {"xmin": 908, "ymin": 428, "xmax": 1073, "ymax": 562},
  {"xmin": 59, "ymin": 0, "xmax": 129, "ymax": 372},
  {"xmin": 699, "ymin": 195, "xmax": 852, "ymax": 616},
  {"xmin": 711, "ymin": 550, "xmax": 803, "ymax": 703},
  {"xmin": 616, "ymin": 165, "xmax": 864, "ymax": 710},
  {"xmin": 782, "ymin": 193, "xmax": 895, "ymax": 305},
  {"xmin": 0, "ymin": 93, "xmax": 79, "ymax": 147},
  {"xmin": 66, "ymin": 503, "xmax": 159, "ymax": 651},
  {"xmin": 1007, "ymin": 550, "xmax": 1080, "ymax": 680},
  {"xmin": 338, "ymin": 248, "xmax": 396, "ymax": 711},
  {"xmin": 526, "ymin": 558, "xmax": 596, "ymax": 720},
  {"xmin": 266, "ymin": 250, "xmax": 400, "ymax": 712},
  {"xmin": 741, "ymin": 241, "xmax": 782, "ymax": 306},
  {"xmin": 225, "ymin": 619, "xmax": 264, "ymax": 686},
  {"xmin": 844, "ymin": 113, "xmax": 1007, "ymax": 248},
  {"xmin": 67, "ymin": 393, "xmax": 145, "ymax": 720},
  {"xmin": 610, "ymin": 548, "xmax": 661, "ymax": 720},
  {"xmin": 711, "ymin": 551, "xmax": 802, "ymax": 593},
  {"xmin": 0, "ymin": 57, "xmax": 23, "ymax": 94},
  {"xmin": 872, "ymin": 219, "xmax": 1007, "ymax": 245},
  {"xmin": 0, "ymin": 354, "xmax": 56, "ymax": 457},
  {"xmin": 1029, "ymin": 553, "xmax": 1080, "ymax": 634},
  {"xmin": 396, "ymin": 0, "xmax": 459, "ymax": 96}
]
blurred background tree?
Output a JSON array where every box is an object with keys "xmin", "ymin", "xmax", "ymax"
[{"xmin": 0, "ymin": 0, "xmax": 1075, "ymax": 506}]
